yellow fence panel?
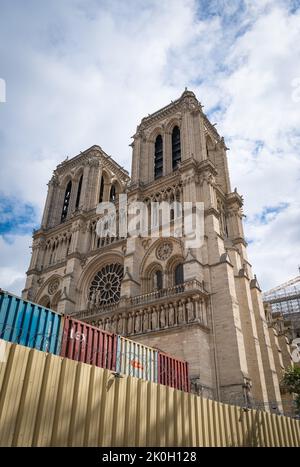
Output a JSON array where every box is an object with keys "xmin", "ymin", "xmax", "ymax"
[{"xmin": 0, "ymin": 341, "xmax": 299, "ymax": 447}]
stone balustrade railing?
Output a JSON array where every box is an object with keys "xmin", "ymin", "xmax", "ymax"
[
  {"xmin": 129, "ymin": 279, "xmax": 205, "ymax": 306},
  {"xmin": 73, "ymin": 280, "xmax": 209, "ymax": 336},
  {"xmin": 91, "ymin": 294, "xmax": 209, "ymax": 337},
  {"xmin": 74, "ymin": 279, "xmax": 207, "ymax": 320}
]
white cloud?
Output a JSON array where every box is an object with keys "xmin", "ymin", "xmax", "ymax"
[
  {"xmin": 0, "ymin": 0, "xmax": 299, "ymax": 293},
  {"xmin": 0, "ymin": 234, "xmax": 32, "ymax": 294}
]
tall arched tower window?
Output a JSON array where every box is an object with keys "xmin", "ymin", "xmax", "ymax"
[
  {"xmin": 154, "ymin": 135, "xmax": 163, "ymax": 179},
  {"xmin": 61, "ymin": 180, "xmax": 72, "ymax": 222},
  {"xmin": 99, "ymin": 176, "xmax": 104, "ymax": 203},
  {"xmin": 75, "ymin": 174, "xmax": 83, "ymax": 210},
  {"xmin": 172, "ymin": 126, "xmax": 181, "ymax": 169},
  {"xmin": 110, "ymin": 183, "xmax": 116, "ymax": 202}
]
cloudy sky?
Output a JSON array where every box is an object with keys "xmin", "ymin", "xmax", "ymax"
[{"xmin": 0, "ymin": 0, "xmax": 299, "ymax": 294}]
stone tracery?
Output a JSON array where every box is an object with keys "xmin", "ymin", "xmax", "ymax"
[{"xmin": 89, "ymin": 263, "xmax": 124, "ymax": 306}]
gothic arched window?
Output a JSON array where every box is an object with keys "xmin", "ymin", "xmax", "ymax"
[
  {"xmin": 110, "ymin": 184, "xmax": 116, "ymax": 202},
  {"xmin": 172, "ymin": 126, "xmax": 181, "ymax": 169},
  {"xmin": 154, "ymin": 270, "xmax": 163, "ymax": 291},
  {"xmin": 154, "ymin": 135, "xmax": 163, "ymax": 179},
  {"xmin": 61, "ymin": 180, "xmax": 72, "ymax": 222},
  {"xmin": 75, "ymin": 174, "xmax": 83, "ymax": 210},
  {"xmin": 175, "ymin": 263, "xmax": 184, "ymax": 286},
  {"xmin": 99, "ymin": 176, "xmax": 104, "ymax": 203}
]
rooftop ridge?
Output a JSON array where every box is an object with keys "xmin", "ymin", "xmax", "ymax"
[
  {"xmin": 55, "ymin": 144, "xmax": 130, "ymax": 177},
  {"xmin": 137, "ymin": 89, "xmax": 197, "ymax": 127}
]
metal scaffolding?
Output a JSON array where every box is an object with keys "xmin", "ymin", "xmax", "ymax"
[
  {"xmin": 263, "ymin": 275, "xmax": 300, "ymax": 315},
  {"xmin": 263, "ymin": 275, "xmax": 300, "ymax": 338}
]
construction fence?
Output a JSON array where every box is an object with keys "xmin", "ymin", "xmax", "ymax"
[{"xmin": 0, "ymin": 341, "xmax": 299, "ymax": 447}]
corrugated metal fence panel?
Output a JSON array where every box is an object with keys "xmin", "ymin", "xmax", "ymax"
[
  {"xmin": 158, "ymin": 351, "xmax": 190, "ymax": 392},
  {"xmin": 116, "ymin": 336, "xmax": 158, "ymax": 382},
  {"xmin": 0, "ymin": 291, "xmax": 62, "ymax": 354},
  {"xmin": 60, "ymin": 316, "xmax": 116, "ymax": 371},
  {"xmin": 0, "ymin": 340, "xmax": 300, "ymax": 447}
]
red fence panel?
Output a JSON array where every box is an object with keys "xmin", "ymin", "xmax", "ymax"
[
  {"xmin": 158, "ymin": 351, "xmax": 190, "ymax": 392},
  {"xmin": 60, "ymin": 316, "xmax": 117, "ymax": 371}
]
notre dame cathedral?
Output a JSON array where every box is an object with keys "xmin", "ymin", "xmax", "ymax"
[{"xmin": 23, "ymin": 89, "xmax": 292, "ymax": 410}]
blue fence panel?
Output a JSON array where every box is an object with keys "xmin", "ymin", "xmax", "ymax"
[{"xmin": 0, "ymin": 290, "xmax": 62, "ymax": 354}]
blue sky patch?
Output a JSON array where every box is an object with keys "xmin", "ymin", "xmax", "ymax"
[
  {"xmin": 0, "ymin": 193, "xmax": 38, "ymax": 237},
  {"xmin": 252, "ymin": 203, "xmax": 289, "ymax": 226}
]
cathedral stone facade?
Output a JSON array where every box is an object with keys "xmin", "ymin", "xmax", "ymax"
[{"xmin": 23, "ymin": 90, "xmax": 291, "ymax": 410}]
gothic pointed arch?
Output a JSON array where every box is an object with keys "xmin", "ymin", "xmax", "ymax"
[
  {"xmin": 154, "ymin": 134, "xmax": 163, "ymax": 179},
  {"xmin": 109, "ymin": 182, "xmax": 117, "ymax": 202},
  {"xmin": 142, "ymin": 262, "xmax": 164, "ymax": 293},
  {"xmin": 172, "ymin": 125, "xmax": 181, "ymax": 169},
  {"xmin": 38, "ymin": 295, "xmax": 51, "ymax": 308},
  {"xmin": 166, "ymin": 254, "xmax": 185, "ymax": 287},
  {"xmin": 99, "ymin": 170, "xmax": 110, "ymax": 203},
  {"xmin": 75, "ymin": 173, "xmax": 83, "ymax": 209},
  {"xmin": 61, "ymin": 179, "xmax": 72, "ymax": 222},
  {"xmin": 139, "ymin": 238, "xmax": 184, "ymax": 294}
]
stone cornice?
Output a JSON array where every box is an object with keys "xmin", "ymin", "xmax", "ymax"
[
  {"xmin": 197, "ymin": 159, "xmax": 218, "ymax": 176},
  {"xmin": 204, "ymin": 207, "xmax": 220, "ymax": 218},
  {"xmin": 37, "ymin": 209, "xmax": 98, "ymax": 238},
  {"xmin": 87, "ymin": 238, "xmax": 127, "ymax": 258},
  {"xmin": 232, "ymin": 237, "xmax": 248, "ymax": 248},
  {"xmin": 132, "ymin": 320, "xmax": 210, "ymax": 336},
  {"xmin": 177, "ymin": 157, "xmax": 198, "ymax": 175},
  {"xmin": 65, "ymin": 252, "xmax": 82, "ymax": 261},
  {"xmin": 28, "ymin": 260, "xmax": 67, "ymax": 276},
  {"xmin": 209, "ymin": 257, "xmax": 234, "ymax": 269},
  {"xmin": 226, "ymin": 190, "xmax": 244, "ymax": 207}
]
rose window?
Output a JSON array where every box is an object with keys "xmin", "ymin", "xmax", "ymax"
[
  {"xmin": 89, "ymin": 263, "xmax": 124, "ymax": 305},
  {"xmin": 156, "ymin": 241, "xmax": 173, "ymax": 261}
]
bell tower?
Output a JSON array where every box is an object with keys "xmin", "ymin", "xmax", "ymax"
[{"xmin": 23, "ymin": 91, "xmax": 286, "ymax": 410}]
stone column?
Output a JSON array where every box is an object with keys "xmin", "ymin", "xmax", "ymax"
[
  {"xmin": 235, "ymin": 271, "xmax": 269, "ymax": 404},
  {"xmin": 41, "ymin": 176, "xmax": 57, "ymax": 229},
  {"xmin": 250, "ymin": 279, "xmax": 283, "ymax": 412},
  {"xmin": 164, "ymin": 130, "xmax": 172, "ymax": 176}
]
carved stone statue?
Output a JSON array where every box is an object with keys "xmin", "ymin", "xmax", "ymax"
[
  {"xmin": 143, "ymin": 309, "xmax": 149, "ymax": 332},
  {"xmin": 135, "ymin": 311, "xmax": 141, "ymax": 333},
  {"xmin": 178, "ymin": 300, "xmax": 185, "ymax": 324},
  {"xmin": 168, "ymin": 303, "xmax": 175, "ymax": 327},
  {"xmin": 187, "ymin": 298, "xmax": 195, "ymax": 322},
  {"xmin": 160, "ymin": 305, "xmax": 166, "ymax": 328},
  {"xmin": 90, "ymin": 289, "xmax": 96, "ymax": 307},
  {"xmin": 116, "ymin": 314, "xmax": 122, "ymax": 334},
  {"xmin": 151, "ymin": 307, "xmax": 158, "ymax": 330},
  {"xmin": 127, "ymin": 312, "xmax": 133, "ymax": 334},
  {"xmin": 120, "ymin": 312, "xmax": 127, "ymax": 334},
  {"xmin": 104, "ymin": 317, "xmax": 111, "ymax": 331},
  {"xmin": 194, "ymin": 297, "xmax": 200, "ymax": 322},
  {"xmin": 98, "ymin": 319, "xmax": 104, "ymax": 329},
  {"xmin": 111, "ymin": 316, "xmax": 117, "ymax": 334}
]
